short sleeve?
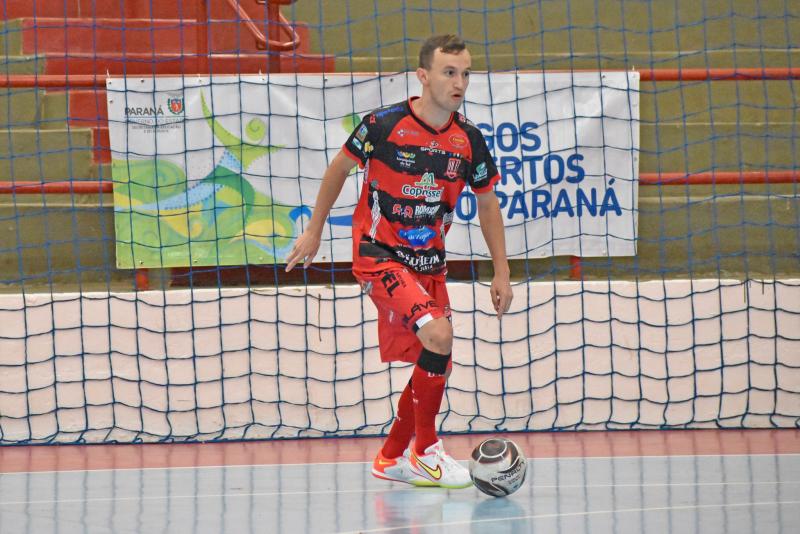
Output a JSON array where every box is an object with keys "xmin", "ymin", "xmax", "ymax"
[
  {"xmin": 342, "ymin": 113, "xmax": 381, "ymax": 168},
  {"xmin": 468, "ymin": 132, "xmax": 500, "ymax": 193}
]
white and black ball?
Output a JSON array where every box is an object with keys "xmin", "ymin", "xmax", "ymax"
[{"xmin": 469, "ymin": 437, "xmax": 527, "ymax": 497}]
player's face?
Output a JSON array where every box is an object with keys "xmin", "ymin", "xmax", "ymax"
[{"xmin": 420, "ymin": 48, "xmax": 472, "ymax": 113}]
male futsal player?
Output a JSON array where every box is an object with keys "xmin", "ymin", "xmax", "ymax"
[{"xmin": 285, "ymin": 34, "xmax": 512, "ymax": 488}]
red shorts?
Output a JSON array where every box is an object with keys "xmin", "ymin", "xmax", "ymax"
[{"xmin": 355, "ymin": 264, "xmax": 450, "ymax": 363}]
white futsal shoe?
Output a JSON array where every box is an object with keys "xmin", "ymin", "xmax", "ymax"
[
  {"xmin": 372, "ymin": 447, "xmax": 433, "ymax": 486},
  {"xmin": 408, "ymin": 439, "xmax": 473, "ymax": 489}
]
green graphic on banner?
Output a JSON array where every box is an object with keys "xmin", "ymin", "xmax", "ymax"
[{"xmin": 114, "ymin": 92, "xmax": 301, "ymax": 269}]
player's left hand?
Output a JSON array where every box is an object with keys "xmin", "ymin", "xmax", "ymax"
[{"xmin": 490, "ymin": 275, "xmax": 513, "ymax": 319}]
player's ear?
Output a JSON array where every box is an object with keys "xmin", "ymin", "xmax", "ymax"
[{"xmin": 416, "ymin": 67, "xmax": 428, "ymax": 86}]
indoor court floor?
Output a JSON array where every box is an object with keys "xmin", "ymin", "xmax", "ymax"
[{"xmin": 0, "ymin": 429, "xmax": 797, "ymax": 533}]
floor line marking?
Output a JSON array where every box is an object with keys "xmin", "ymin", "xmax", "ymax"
[
  {"xmin": 0, "ymin": 480, "xmax": 797, "ymax": 506},
  {"xmin": 342, "ymin": 500, "xmax": 800, "ymax": 533},
  {"xmin": 1, "ymin": 452, "xmax": 797, "ymax": 476}
]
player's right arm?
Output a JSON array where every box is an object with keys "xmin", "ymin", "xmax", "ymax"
[{"xmin": 284, "ymin": 150, "xmax": 356, "ymax": 272}]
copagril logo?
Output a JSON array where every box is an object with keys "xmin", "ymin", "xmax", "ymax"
[{"xmin": 401, "ymin": 172, "xmax": 442, "ymax": 203}]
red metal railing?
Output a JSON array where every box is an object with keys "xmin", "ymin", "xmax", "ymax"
[
  {"xmin": 3, "ymin": 68, "xmax": 798, "ymax": 90},
  {"xmin": 1, "ymin": 61, "xmax": 798, "ymax": 287},
  {"xmin": 638, "ymin": 68, "xmax": 800, "ymax": 81},
  {"xmin": 196, "ymin": 0, "xmax": 300, "ymax": 74},
  {"xmin": 639, "ymin": 170, "xmax": 800, "ymax": 185},
  {"xmin": 4, "ymin": 170, "xmax": 799, "ymax": 196},
  {"xmin": 227, "ymin": 0, "xmax": 300, "ymax": 51}
]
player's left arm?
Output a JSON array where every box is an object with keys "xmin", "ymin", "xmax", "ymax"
[{"xmin": 476, "ymin": 190, "xmax": 513, "ymax": 319}]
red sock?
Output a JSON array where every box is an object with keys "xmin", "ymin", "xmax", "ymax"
[
  {"xmin": 381, "ymin": 380, "xmax": 415, "ymax": 459},
  {"xmin": 411, "ymin": 364, "xmax": 447, "ymax": 454}
]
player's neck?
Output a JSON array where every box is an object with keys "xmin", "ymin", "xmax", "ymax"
[{"xmin": 411, "ymin": 95, "xmax": 452, "ymax": 131}]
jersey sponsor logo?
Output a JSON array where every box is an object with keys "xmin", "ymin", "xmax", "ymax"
[
  {"xmin": 396, "ymin": 128, "xmax": 419, "ymax": 137},
  {"xmin": 401, "ymin": 172, "xmax": 442, "ymax": 202},
  {"xmin": 389, "ymin": 202, "xmax": 440, "ymax": 223},
  {"xmin": 418, "ymin": 172, "xmax": 436, "ymax": 186},
  {"xmin": 376, "ymin": 104, "xmax": 404, "ymax": 117},
  {"xmin": 396, "ymin": 150, "xmax": 416, "ymax": 168},
  {"xmin": 380, "ymin": 270, "xmax": 402, "ymax": 296},
  {"xmin": 449, "ymin": 134, "xmax": 467, "ymax": 148},
  {"xmin": 392, "ymin": 204, "xmax": 414, "ymax": 219},
  {"xmin": 402, "ymin": 299, "xmax": 438, "ymax": 326},
  {"xmin": 352, "ymin": 138, "xmax": 363, "ymax": 151},
  {"xmin": 364, "ymin": 141, "xmax": 374, "ymax": 154},
  {"xmin": 398, "ymin": 226, "xmax": 436, "ymax": 247},
  {"xmin": 356, "ymin": 124, "xmax": 368, "ymax": 142},
  {"xmin": 369, "ymin": 114, "xmax": 377, "ymax": 124},
  {"xmin": 429, "ymin": 140, "xmax": 439, "ymax": 148},
  {"xmin": 415, "ymin": 204, "xmax": 439, "ymax": 217},
  {"xmin": 445, "ymin": 157, "xmax": 462, "ymax": 179},
  {"xmin": 420, "ymin": 145, "xmax": 448, "ymax": 156},
  {"xmin": 394, "ymin": 248, "xmax": 443, "ymax": 271},
  {"xmin": 474, "ymin": 162, "xmax": 488, "ymax": 183}
]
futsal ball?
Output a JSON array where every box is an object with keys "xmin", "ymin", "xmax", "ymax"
[{"xmin": 469, "ymin": 437, "xmax": 527, "ymax": 497}]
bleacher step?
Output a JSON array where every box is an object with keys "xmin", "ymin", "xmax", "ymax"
[
  {"xmin": 2, "ymin": 0, "xmax": 285, "ymax": 21},
  {"xmin": 7, "ymin": 17, "xmax": 313, "ymax": 55},
  {"xmin": 0, "ymin": 127, "xmax": 97, "ymax": 179}
]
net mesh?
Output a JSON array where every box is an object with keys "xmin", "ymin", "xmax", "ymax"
[{"xmin": 0, "ymin": 0, "xmax": 798, "ymax": 443}]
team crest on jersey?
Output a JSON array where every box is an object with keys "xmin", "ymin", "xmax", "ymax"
[
  {"xmin": 397, "ymin": 128, "xmax": 419, "ymax": 137},
  {"xmin": 449, "ymin": 134, "xmax": 467, "ymax": 148},
  {"xmin": 401, "ymin": 172, "xmax": 442, "ymax": 202},
  {"xmin": 445, "ymin": 157, "xmax": 461, "ymax": 179}
]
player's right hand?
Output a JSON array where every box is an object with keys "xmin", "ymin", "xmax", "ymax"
[{"xmin": 284, "ymin": 230, "xmax": 321, "ymax": 272}]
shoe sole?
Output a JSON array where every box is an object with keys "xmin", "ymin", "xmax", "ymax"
[
  {"xmin": 437, "ymin": 481, "xmax": 474, "ymax": 489},
  {"xmin": 373, "ymin": 468, "xmax": 472, "ymax": 489},
  {"xmin": 371, "ymin": 468, "xmax": 438, "ymax": 486}
]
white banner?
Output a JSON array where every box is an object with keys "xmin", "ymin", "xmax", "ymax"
[{"xmin": 107, "ymin": 72, "xmax": 639, "ymax": 266}]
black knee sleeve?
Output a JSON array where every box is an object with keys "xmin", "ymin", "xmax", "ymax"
[{"xmin": 417, "ymin": 348, "xmax": 451, "ymax": 375}]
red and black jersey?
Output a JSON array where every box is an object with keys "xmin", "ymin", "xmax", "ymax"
[{"xmin": 342, "ymin": 97, "xmax": 500, "ymax": 277}]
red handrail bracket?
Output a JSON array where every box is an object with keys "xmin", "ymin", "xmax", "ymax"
[{"xmin": 224, "ymin": 0, "xmax": 300, "ymax": 52}]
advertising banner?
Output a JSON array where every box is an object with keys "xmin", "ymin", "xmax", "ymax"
[{"xmin": 108, "ymin": 72, "xmax": 639, "ymax": 268}]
